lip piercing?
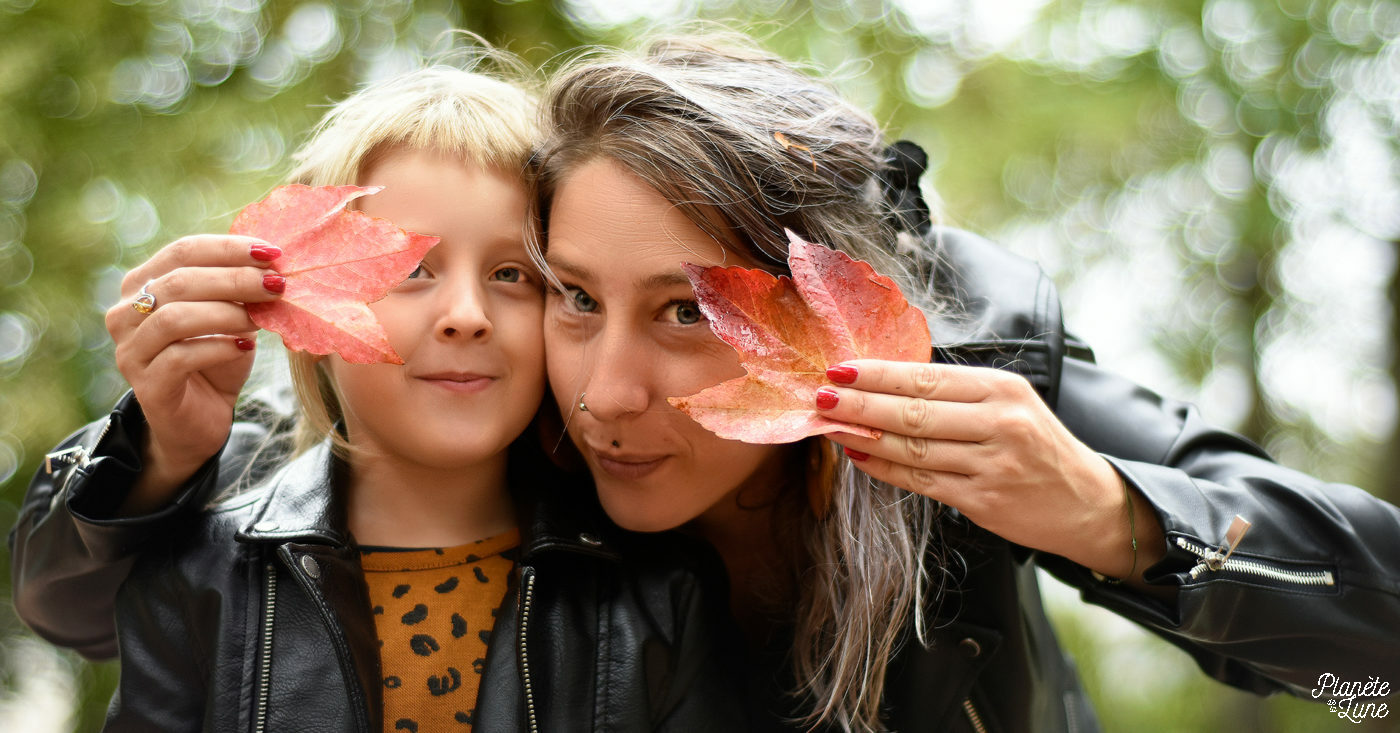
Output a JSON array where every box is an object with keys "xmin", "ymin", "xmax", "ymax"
[
  {"xmin": 132, "ymin": 281, "xmax": 157, "ymax": 315},
  {"xmin": 578, "ymin": 393, "xmax": 589, "ymax": 413}
]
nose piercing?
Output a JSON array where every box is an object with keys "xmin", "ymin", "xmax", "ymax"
[{"xmin": 578, "ymin": 393, "xmax": 589, "ymax": 413}]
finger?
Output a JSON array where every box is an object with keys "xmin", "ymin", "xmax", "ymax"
[
  {"xmin": 144, "ymin": 336, "xmax": 256, "ymax": 387},
  {"xmin": 151, "ymin": 265, "xmax": 286, "ymax": 305},
  {"xmin": 837, "ymin": 448, "xmax": 973, "ymax": 504},
  {"xmin": 816, "ymin": 386, "xmax": 993, "ymax": 442},
  {"xmin": 116, "ymin": 301, "xmax": 260, "ymax": 368},
  {"xmin": 828, "ymin": 432, "xmax": 985, "ymax": 476},
  {"xmin": 825, "ymin": 359, "xmax": 1004, "ymax": 402},
  {"xmin": 108, "ymin": 267, "xmax": 277, "ymax": 339},
  {"xmin": 122, "ymin": 235, "xmax": 281, "ymax": 297}
]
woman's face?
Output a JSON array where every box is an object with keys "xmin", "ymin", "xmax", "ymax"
[{"xmin": 543, "ymin": 158, "xmax": 789, "ymax": 533}]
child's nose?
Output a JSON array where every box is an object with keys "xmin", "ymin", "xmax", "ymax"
[{"xmin": 436, "ymin": 283, "xmax": 491, "ymax": 339}]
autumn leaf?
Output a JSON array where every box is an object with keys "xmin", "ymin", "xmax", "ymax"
[
  {"xmin": 668, "ymin": 230, "xmax": 930, "ymax": 443},
  {"xmin": 231, "ymin": 184, "xmax": 439, "ymax": 364}
]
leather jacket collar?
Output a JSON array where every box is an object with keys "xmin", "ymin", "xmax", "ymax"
[
  {"xmin": 930, "ymin": 227, "xmax": 1072, "ymax": 408},
  {"xmin": 235, "ymin": 441, "xmax": 621, "ymax": 564}
]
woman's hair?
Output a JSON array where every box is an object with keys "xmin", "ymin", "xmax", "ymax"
[
  {"xmin": 528, "ymin": 31, "xmax": 946, "ymax": 732},
  {"xmin": 280, "ymin": 56, "xmax": 538, "ymax": 455}
]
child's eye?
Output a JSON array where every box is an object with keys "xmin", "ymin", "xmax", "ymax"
[
  {"xmin": 563, "ymin": 287, "xmax": 599, "ymax": 313},
  {"xmin": 406, "ymin": 262, "xmax": 428, "ymax": 279},
  {"xmin": 491, "ymin": 266, "xmax": 526, "ymax": 283},
  {"xmin": 663, "ymin": 300, "xmax": 705, "ymax": 325}
]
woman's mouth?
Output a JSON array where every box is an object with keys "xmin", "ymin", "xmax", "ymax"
[{"xmin": 590, "ymin": 448, "xmax": 668, "ymax": 480}]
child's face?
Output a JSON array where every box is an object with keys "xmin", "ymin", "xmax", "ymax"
[{"xmin": 327, "ymin": 147, "xmax": 545, "ymax": 474}]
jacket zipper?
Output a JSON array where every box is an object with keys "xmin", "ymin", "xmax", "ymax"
[
  {"xmin": 962, "ymin": 697, "xmax": 989, "ymax": 733},
  {"xmin": 254, "ymin": 562, "xmax": 278, "ymax": 733},
  {"xmin": 1175, "ymin": 515, "xmax": 1334, "ymax": 587},
  {"xmin": 44, "ymin": 417, "xmax": 112, "ymax": 474},
  {"xmin": 518, "ymin": 567, "xmax": 540, "ymax": 733}
]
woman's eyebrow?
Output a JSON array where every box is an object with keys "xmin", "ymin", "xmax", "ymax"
[
  {"xmin": 544, "ymin": 254, "xmax": 696, "ymax": 290},
  {"xmin": 543, "ymin": 255, "xmax": 588, "ymax": 282}
]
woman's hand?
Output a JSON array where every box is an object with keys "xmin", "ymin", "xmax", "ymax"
[
  {"xmin": 817, "ymin": 359, "xmax": 1164, "ymax": 582},
  {"xmin": 104, "ymin": 235, "xmax": 284, "ymax": 514}
]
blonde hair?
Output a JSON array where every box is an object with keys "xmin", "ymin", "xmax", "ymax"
[
  {"xmin": 282, "ymin": 56, "xmax": 538, "ymax": 455},
  {"xmin": 529, "ymin": 33, "xmax": 945, "ymax": 732}
]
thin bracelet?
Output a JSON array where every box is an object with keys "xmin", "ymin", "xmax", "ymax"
[{"xmin": 1093, "ymin": 473, "xmax": 1138, "ymax": 584}]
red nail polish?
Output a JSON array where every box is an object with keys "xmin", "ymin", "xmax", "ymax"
[
  {"xmin": 250, "ymin": 244, "xmax": 282, "ymax": 262},
  {"xmin": 827, "ymin": 364, "xmax": 858, "ymax": 384},
  {"xmin": 263, "ymin": 273, "xmax": 286, "ymax": 293},
  {"xmin": 235, "ymin": 337, "xmax": 256, "ymax": 351},
  {"xmin": 815, "ymin": 387, "xmax": 839, "ymax": 410},
  {"xmin": 843, "ymin": 447, "xmax": 869, "ymax": 461}
]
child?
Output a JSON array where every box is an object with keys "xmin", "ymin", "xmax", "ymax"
[{"xmin": 14, "ymin": 59, "xmax": 742, "ymax": 731}]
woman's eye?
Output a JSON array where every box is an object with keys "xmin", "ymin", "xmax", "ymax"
[
  {"xmin": 564, "ymin": 287, "xmax": 598, "ymax": 313},
  {"xmin": 492, "ymin": 266, "xmax": 524, "ymax": 283},
  {"xmin": 406, "ymin": 263, "xmax": 427, "ymax": 279},
  {"xmin": 665, "ymin": 301, "xmax": 705, "ymax": 325}
]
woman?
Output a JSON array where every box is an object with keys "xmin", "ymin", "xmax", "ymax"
[
  {"xmin": 524, "ymin": 33, "xmax": 1400, "ymax": 732},
  {"xmin": 14, "ymin": 31, "xmax": 1400, "ymax": 733}
]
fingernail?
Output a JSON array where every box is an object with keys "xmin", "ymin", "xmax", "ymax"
[
  {"xmin": 815, "ymin": 387, "xmax": 839, "ymax": 410},
  {"xmin": 262, "ymin": 273, "xmax": 286, "ymax": 293},
  {"xmin": 250, "ymin": 244, "xmax": 282, "ymax": 262},
  {"xmin": 843, "ymin": 447, "xmax": 869, "ymax": 461},
  {"xmin": 235, "ymin": 337, "xmax": 256, "ymax": 351},
  {"xmin": 827, "ymin": 364, "xmax": 858, "ymax": 384}
]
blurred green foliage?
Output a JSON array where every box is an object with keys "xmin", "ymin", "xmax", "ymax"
[{"xmin": 2, "ymin": 0, "xmax": 1397, "ymax": 730}]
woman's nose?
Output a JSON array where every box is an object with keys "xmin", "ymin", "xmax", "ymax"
[{"xmin": 577, "ymin": 330, "xmax": 649, "ymax": 420}]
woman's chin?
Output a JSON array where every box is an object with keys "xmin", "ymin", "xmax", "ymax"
[{"xmin": 595, "ymin": 491, "xmax": 692, "ymax": 534}]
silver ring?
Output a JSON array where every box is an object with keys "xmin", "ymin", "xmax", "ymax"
[
  {"xmin": 132, "ymin": 281, "xmax": 157, "ymax": 315},
  {"xmin": 578, "ymin": 393, "xmax": 589, "ymax": 413}
]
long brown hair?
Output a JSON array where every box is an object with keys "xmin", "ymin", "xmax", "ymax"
[{"xmin": 528, "ymin": 32, "xmax": 947, "ymax": 732}]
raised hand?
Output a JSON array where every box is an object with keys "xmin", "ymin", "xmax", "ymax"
[
  {"xmin": 104, "ymin": 235, "xmax": 284, "ymax": 512},
  {"xmin": 816, "ymin": 359, "xmax": 1164, "ymax": 581}
]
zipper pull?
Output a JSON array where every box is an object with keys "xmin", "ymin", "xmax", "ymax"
[
  {"xmin": 1204, "ymin": 514, "xmax": 1251, "ymax": 571},
  {"xmin": 43, "ymin": 445, "xmax": 89, "ymax": 474},
  {"xmin": 44, "ymin": 417, "xmax": 113, "ymax": 474}
]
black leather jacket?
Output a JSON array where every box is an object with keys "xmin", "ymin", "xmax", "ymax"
[
  {"xmin": 11, "ymin": 400, "xmax": 744, "ymax": 732},
  {"xmin": 12, "ymin": 229, "xmax": 1400, "ymax": 732}
]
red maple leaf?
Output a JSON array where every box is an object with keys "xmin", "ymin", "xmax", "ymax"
[
  {"xmin": 230, "ymin": 184, "xmax": 439, "ymax": 364},
  {"xmin": 667, "ymin": 230, "xmax": 931, "ymax": 443}
]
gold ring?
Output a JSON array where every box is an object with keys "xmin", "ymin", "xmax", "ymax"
[
  {"xmin": 132, "ymin": 281, "xmax": 156, "ymax": 315},
  {"xmin": 578, "ymin": 393, "xmax": 589, "ymax": 413}
]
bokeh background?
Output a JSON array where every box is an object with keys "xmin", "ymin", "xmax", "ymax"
[{"xmin": 2, "ymin": 0, "xmax": 1398, "ymax": 730}]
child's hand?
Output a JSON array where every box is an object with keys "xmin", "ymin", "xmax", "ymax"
[{"xmin": 104, "ymin": 234, "xmax": 284, "ymax": 514}]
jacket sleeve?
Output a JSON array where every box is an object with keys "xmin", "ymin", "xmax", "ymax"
[
  {"xmin": 102, "ymin": 546, "xmax": 209, "ymax": 732},
  {"xmin": 7, "ymin": 390, "xmax": 275, "ymax": 659},
  {"xmin": 1039, "ymin": 354, "xmax": 1400, "ymax": 697}
]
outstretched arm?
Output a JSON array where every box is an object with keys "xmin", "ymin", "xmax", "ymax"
[{"xmin": 818, "ymin": 355, "xmax": 1400, "ymax": 696}]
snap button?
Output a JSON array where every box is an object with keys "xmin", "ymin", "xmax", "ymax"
[
  {"xmin": 253, "ymin": 520, "xmax": 278, "ymax": 532},
  {"xmin": 959, "ymin": 637, "xmax": 982, "ymax": 658},
  {"xmin": 578, "ymin": 533, "xmax": 602, "ymax": 547},
  {"xmin": 300, "ymin": 555, "xmax": 321, "ymax": 579}
]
